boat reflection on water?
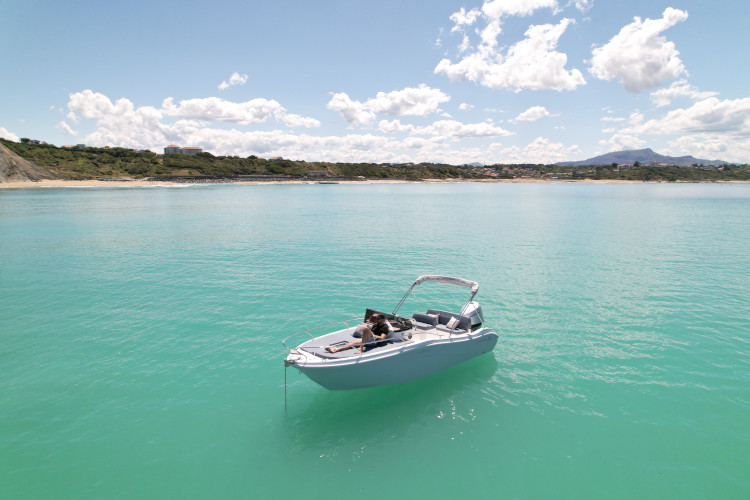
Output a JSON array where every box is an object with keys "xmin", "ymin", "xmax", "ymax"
[{"xmin": 283, "ymin": 353, "xmax": 499, "ymax": 451}]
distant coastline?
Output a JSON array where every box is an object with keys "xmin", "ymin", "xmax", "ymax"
[
  {"xmin": 3, "ymin": 177, "xmax": 749, "ymax": 189},
  {"xmin": 2, "ymin": 138, "xmax": 749, "ymax": 185}
]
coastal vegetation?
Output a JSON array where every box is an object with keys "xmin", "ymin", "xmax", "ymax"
[
  {"xmin": 2, "ymin": 139, "xmax": 749, "ymax": 182},
  {"xmin": 0, "ymin": 140, "xmax": 483, "ymax": 181},
  {"xmin": 483, "ymin": 162, "xmax": 750, "ymax": 182}
]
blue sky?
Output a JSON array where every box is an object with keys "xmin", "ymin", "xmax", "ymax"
[{"xmin": 2, "ymin": 0, "xmax": 749, "ymax": 164}]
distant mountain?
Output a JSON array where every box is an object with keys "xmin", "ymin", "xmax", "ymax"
[{"xmin": 557, "ymin": 148, "xmax": 728, "ymax": 167}]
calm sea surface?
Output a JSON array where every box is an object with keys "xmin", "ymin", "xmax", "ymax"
[{"xmin": 1, "ymin": 182, "xmax": 749, "ymax": 499}]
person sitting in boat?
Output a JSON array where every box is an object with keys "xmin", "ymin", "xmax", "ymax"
[{"xmin": 326, "ymin": 313, "xmax": 390, "ymax": 353}]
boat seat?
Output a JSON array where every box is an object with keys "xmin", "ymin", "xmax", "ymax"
[
  {"xmin": 412, "ymin": 313, "xmax": 438, "ymax": 327},
  {"xmin": 426, "ymin": 310, "xmax": 472, "ymax": 330}
]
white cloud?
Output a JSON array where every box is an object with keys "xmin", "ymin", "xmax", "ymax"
[
  {"xmin": 481, "ymin": 0, "xmax": 558, "ymax": 20},
  {"xmin": 218, "ymin": 72, "xmax": 248, "ymax": 90},
  {"xmin": 480, "ymin": 18, "xmax": 503, "ymax": 49},
  {"xmin": 589, "ymin": 8, "xmax": 688, "ymax": 93},
  {"xmin": 158, "ymin": 96, "xmax": 319, "ymax": 128},
  {"xmin": 378, "ymin": 118, "xmax": 513, "ymax": 139},
  {"xmin": 57, "ymin": 121, "xmax": 78, "ymax": 136},
  {"xmin": 669, "ymin": 134, "xmax": 729, "ymax": 157},
  {"xmin": 629, "ymin": 110, "xmax": 644, "ymax": 126},
  {"xmin": 450, "ymin": 7, "xmax": 481, "ymax": 31},
  {"xmin": 650, "ymin": 79, "xmax": 719, "ymax": 107},
  {"xmin": 595, "ymin": 97, "xmax": 750, "ymax": 162},
  {"xmin": 573, "ymin": 0, "xmax": 593, "ymax": 12},
  {"xmin": 599, "ymin": 132, "xmax": 647, "ymax": 151},
  {"xmin": 413, "ymin": 119, "xmax": 514, "ymax": 138},
  {"xmin": 0, "ymin": 127, "xmax": 19, "ymax": 142},
  {"xmin": 161, "ymin": 96, "xmax": 281, "ymax": 124},
  {"xmin": 68, "ymin": 89, "xmax": 142, "ymax": 120},
  {"xmin": 459, "ymin": 35, "xmax": 471, "ymax": 53},
  {"xmin": 435, "ymin": 18, "xmax": 585, "ymax": 92},
  {"xmin": 327, "ymin": 85, "xmax": 449, "ymax": 127},
  {"xmin": 459, "ymin": 103, "xmax": 474, "ymax": 111},
  {"xmin": 65, "ymin": 90, "xmax": 320, "ymax": 151},
  {"xmin": 667, "ymin": 134, "xmax": 750, "ymax": 163},
  {"xmin": 278, "ymin": 113, "xmax": 321, "ymax": 128},
  {"xmin": 67, "ymin": 90, "xmax": 167, "ymax": 149},
  {"xmin": 595, "ymin": 101, "xmax": 750, "ymax": 164},
  {"xmin": 514, "ymin": 105, "xmax": 551, "ymax": 121},
  {"xmin": 326, "ymin": 92, "xmax": 376, "ymax": 127},
  {"xmin": 378, "ymin": 119, "xmax": 414, "ymax": 134},
  {"xmin": 366, "ymin": 85, "xmax": 450, "ymax": 117},
  {"xmin": 496, "ymin": 136, "xmax": 580, "ymax": 164},
  {"xmin": 631, "ymin": 97, "xmax": 750, "ymax": 135}
]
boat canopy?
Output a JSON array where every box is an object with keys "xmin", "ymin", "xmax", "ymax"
[
  {"xmin": 413, "ymin": 275, "xmax": 479, "ymax": 294},
  {"xmin": 392, "ymin": 275, "xmax": 481, "ymax": 316}
]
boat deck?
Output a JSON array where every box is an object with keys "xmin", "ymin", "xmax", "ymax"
[{"xmin": 297, "ymin": 321, "xmax": 470, "ymax": 360}]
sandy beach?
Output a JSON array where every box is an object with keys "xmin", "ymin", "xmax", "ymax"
[
  {"xmin": 0, "ymin": 177, "xmax": 677, "ymax": 189},
  {"xmin": 4, "ymin": 176, "xmax": 748, "ymax": 189},
  {"xmin": 0, "ymin": 178, "xmax": 410, "ymax": 188}
]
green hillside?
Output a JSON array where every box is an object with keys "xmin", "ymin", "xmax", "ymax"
[{"xmin": 0, "ymin": 140, "xmax": 486, "ymax": 181}]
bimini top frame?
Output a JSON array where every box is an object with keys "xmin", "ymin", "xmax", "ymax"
[{"xmin": 391, "ymin": 275, "xmax": 479, "ymax": 316}]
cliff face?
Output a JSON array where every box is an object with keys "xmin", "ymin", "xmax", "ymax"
[{"xmin": 0, "ymin": 143, "xmax": 61, "ymax": 182}]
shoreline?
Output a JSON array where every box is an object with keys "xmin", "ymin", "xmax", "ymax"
[{"xmin": 1, "ymin": 177, "xmax": 748, "ymax": 189}]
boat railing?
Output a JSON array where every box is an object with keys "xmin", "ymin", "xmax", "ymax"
[{"xmin": 282, "ymin": 317, "xmax": 362, "ymax": 352}]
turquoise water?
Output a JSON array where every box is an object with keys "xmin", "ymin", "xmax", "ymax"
[{"xmin": 1, "ymin": 183, "xmax": 749, "ymax": 499}]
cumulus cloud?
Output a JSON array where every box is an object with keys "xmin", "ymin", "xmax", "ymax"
[
  {"xmin": 368, "ymin": 85, "xmax": 450, "ymax": 116},
  {"xmin": 631, "ymin": 97, "xmax": 750, "ymax": 135},
  {"xmin": 327, "ymin": 92, "xmax": 377, "ymax": 127},
  {"xmin": 0, "ymin": 126, "xmax": 19, "ymax": 142},
  {"xmin": 68, "ymin": 89, "xmax": 142, "ymax": 120},
  {"xmin": 495, "ymin": 136, "xmax": 580, "ymax": 164},
  {"xmin": 64, "ymin": 90, "xmax": 320, "ymax": 151},
  {"xmin": 450, "ymin": 7, "xmax": 481, "ymax": 31},
  {"xmin": 67, "ymin": 90, "xmax": 167, "ymax": 148},
  {"xmin": 589, "ymin": 8, "xmax": 688, "ymax": 93},
  {"xmin": 327, "ymin": 85, "xmax": 449, "ymax": 127},
  {"xmin": 378, "ymin": 119, "xmax": 414, "ymax": 134},
  {"xmin": 278, "ymin": 113, "xmax": 321, "ymax": 128},
  {"xmin": 57, "ymin": 121, "xmax": 78, "ymax": 136},
  {"xmin": 159, "ymin": 96, "xmax": 320, "ymax": 128},
  {"xmin": 650, "ymin": 79, "xmax": 719, "ymax": 107},
  {"xmin": 435, "ymin": 18, "xmax": 585, "ymax": 92},
  {"xmin": 514, "ymin": 105, "xmax": 551, "ymax": 121},
  {"xmin": 218, "ymin": 72, "xmax": 248, "ymax": 90},
  {"xmin": 58, "ymin": 89, "xmax": 602, "ymax": 164},
  {"xmin": 628, "ymin": 110, "xmax": 644, "ymax": 127},
  {"xmin": 377, "ymin": 118, "xmax": 513, "ymax": 139},
  {"xmin": 412, "ymin": 119, "xmax": 513, "ymax": 138},
  {"xmin": 598, "ymin": 132, "xmax": 647, "ymax": 151},
  {"xmin": 481, "ymin": 0, "xmax": 558, "ymax": 20},
  {"xmin": 161, "ymin": 96, "xmax": 280, "ymax": 124},
  {"xmin": 574, "ymin": 0, "xmax": 593, "ymax": 12},
  {"xmin": 666, "ymin": 134, "xmax": 750, "ymax": 163},
  {"xmin": 596, "ymin": 96, "xmax": 750, "ymax": 162}
]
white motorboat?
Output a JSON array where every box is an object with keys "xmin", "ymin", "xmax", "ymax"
[{"xmin": 283, "ymin": 275, "xmax": 498, "ymax": 390}]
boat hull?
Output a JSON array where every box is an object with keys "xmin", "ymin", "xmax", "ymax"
[{"xmin": 288, "ymin": 328, "xmax": 498, "ymax": 390}]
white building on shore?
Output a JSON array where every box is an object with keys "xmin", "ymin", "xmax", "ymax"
[{"xmin": 164, "ymin": 145, "xmax": 203, "ymax": 155}]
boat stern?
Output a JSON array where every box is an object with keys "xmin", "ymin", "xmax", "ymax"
[{"xmin": 461, "ymin": 301, "xmax": 485, "ymax": 329}]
